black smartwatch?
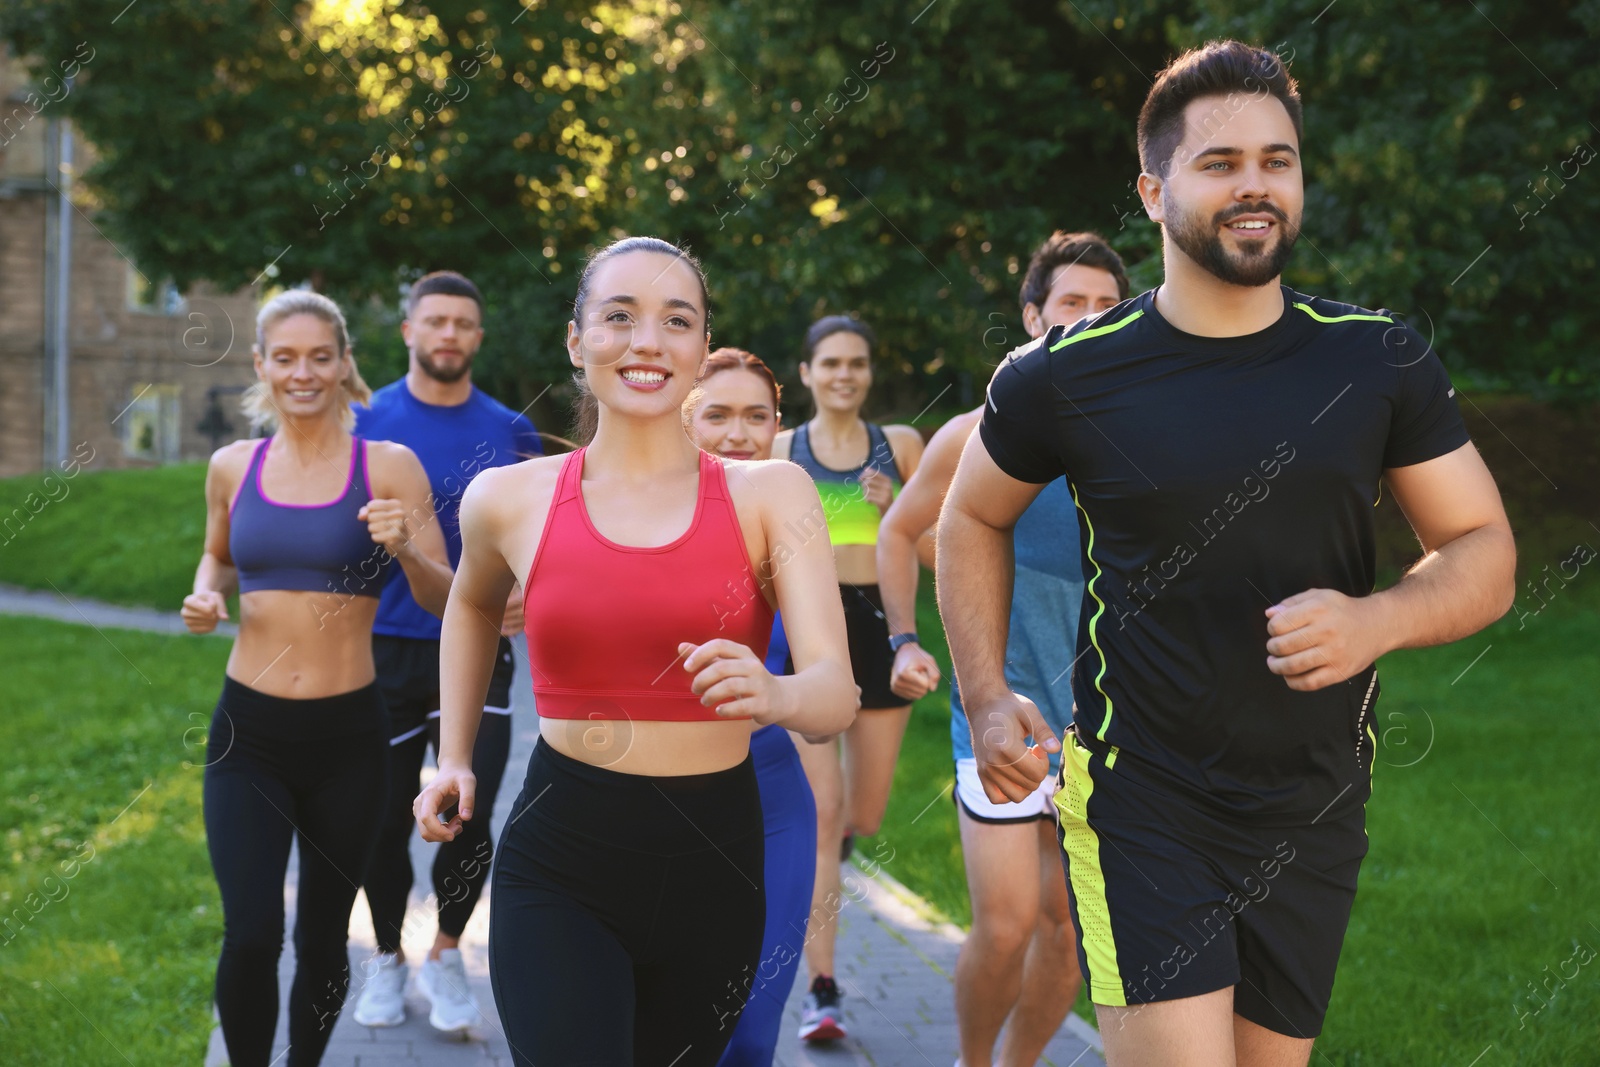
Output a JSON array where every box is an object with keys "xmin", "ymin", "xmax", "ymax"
[{"xmin": 888, "ymin": 632, "xmax": 921, "ymax": 653}]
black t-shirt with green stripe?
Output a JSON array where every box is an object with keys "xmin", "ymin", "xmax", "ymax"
[{"xmin": 978, "ymin": 285, "xmax": 1470, "ymax": 825}]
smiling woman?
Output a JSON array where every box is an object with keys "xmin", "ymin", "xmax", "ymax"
[
  {"xmin": 566, "ymin": 238, "xmax": 712, "ymax": 445},
  {"xmin": 239, "ymin": 293, "xmax": 369, "ymax": 432},
  {"xmin": 184, "ymin": 288, "xmax": 454, "ymax": 1067},
  {"xmin": 683, "ymin": 349, "xmax": 822, "ymax": 1065},
  {"xmin": 416, "ymin": 235, "xmax": 856, "ymax": 1066},
  {"xmin": 772, "ymin": 313, "xmax": 926, "ymax": 1040}
]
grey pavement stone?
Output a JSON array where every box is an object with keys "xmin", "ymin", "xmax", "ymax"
[{"xmin": 0, "ymin": 581, "xmax": 239, "ymax": 637}]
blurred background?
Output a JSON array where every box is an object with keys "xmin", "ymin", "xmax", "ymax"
[{"xmin": 1, "ymin": 0, "xmax": 1596, "ymax": 465}]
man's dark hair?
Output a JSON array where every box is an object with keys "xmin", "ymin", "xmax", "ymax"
[
  {"xmin": 1019, "ymin": 231, "xmax": 1130, "ymax": 311},
  {"xmin": 406, "ymin": 270, "xmax": 484, "ymax": 315},
  {"xmin": 1138, "ymin": 40, "xmax": 1302, "ymax": 180}
]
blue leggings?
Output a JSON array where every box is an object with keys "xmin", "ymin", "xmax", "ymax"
[{"xmin": 717, "ymin": 724, "xmax": 818, "ymax": 1066}]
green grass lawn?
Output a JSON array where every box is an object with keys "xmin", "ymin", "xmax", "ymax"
[
  {"xmin": 0, "ymin": 463, "xmax": 208, "ymax": 609},
  {"xmin": 857, "ymin": 578, "xmax": 1600, "ymax": 1064},
  {"xmin": 0, "ymin": 616, "xmax": 227, "ymax": 1066}
]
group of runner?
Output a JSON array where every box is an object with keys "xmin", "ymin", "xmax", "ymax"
[{"xmin": 183, "ymin": 38, "xmax": 1516, "ymax": 1067}]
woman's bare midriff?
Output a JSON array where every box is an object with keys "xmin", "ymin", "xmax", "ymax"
[
  {"xmin": 539, "ymin": 716, "xmax": 757, "ymax": 776},
  {"xmin": 833, "ymin": 543, "xmax": 879, "ymax": 587},
  {"xmin": 225, "ymin": 589, "xmax": 381, "ymax": 699}
]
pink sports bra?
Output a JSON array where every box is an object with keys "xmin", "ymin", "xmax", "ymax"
[{"xmin": 522, "ymin": 448, "xmax": 774, "ymax": 721}]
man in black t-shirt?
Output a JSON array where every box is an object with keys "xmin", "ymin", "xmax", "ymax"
[{"xmin": 938, "ymin": 41, "xmax": 1515, "ymax": 1067}]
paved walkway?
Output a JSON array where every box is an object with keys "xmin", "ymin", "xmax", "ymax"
[
  {"xmin": 0, "ymin": 582, "xmax": 238, "ymax": 638},
  {"xmin": 0, "ymin": 584, "xmax": 1103, "ymax": 1067}
]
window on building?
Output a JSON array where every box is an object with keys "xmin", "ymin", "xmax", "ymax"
[
  {"xmin": 126, "ymin": 270, "xmax": 185, "ymax": 315},
  {"xmin": 122, "ymin": 384, "xmax": 183, "ymax": 463}
]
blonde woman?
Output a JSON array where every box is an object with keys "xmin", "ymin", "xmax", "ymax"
[{"xmin": 181, "ymin": 290, "xmax": 452, "ymax": 1067}]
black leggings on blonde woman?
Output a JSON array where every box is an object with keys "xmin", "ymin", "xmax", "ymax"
[
  {"xmin": 203, "ymin": 678, "xmax": 389, "ymax": 1067},
  {"xmin": 489, "ymin": 739, "xmax": 766, "ymax": 1067}
]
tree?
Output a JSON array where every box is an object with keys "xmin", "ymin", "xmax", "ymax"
[
  {"xmin": 619, "ymin": 0, "xmax": 1600, "ymax": 405},
  {"xmin": 614, "ymin": 0, "xmax": 1183, "ymax": 416},
  {"xmin": 1178, "ymin": 0, "xmax": 1600, "ymax": 399},
  {"xmin": 2, "ymin": 0, "xmax": 651, "ymax": 406},
  {"xmin": 7, "ymin": 0, "xmax": 1597, "ymax": 409}
]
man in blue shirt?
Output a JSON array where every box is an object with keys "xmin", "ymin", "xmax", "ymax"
[
  {"xmin": 350, "ymin": 271, "xmax": 542, "ymax": 1033},
  {"xmin": 877, "ymin": 233, "xmax": 1127, "ymax": 1067}
]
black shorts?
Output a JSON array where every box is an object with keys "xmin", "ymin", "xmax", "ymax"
[
  {"xmin": 1055, "ymin": 733, "xmax": 1368, "ymax": 1038},
  {"xmin": 840, "ymin": 583, "xmax": 903, "ymax": 710},
  {"xmin": 372, "ymin": 633, "xmax": 516, "ymax": 742}
]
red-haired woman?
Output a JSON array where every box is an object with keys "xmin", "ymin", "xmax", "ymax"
[{"xmin": 687, "ymin": 348, "xmax": 821, "ymax": 1066}]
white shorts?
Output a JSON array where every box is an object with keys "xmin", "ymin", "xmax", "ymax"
[{"xmin": 954, "ymin": 757, "xmax": 1057, "ymax": 824}]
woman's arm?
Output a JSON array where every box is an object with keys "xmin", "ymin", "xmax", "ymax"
[
  {"xmin": 417, "ymin": 469, "xmax": 517, "ymax": 843},
  {"xmin": 683, "ymin": 460, "xmax": 858, "ymax": 738},
  {"xmin": 181, "ymin": 445, "xmax": 243, "ymax": 634},
  {"xmin": 363, "ymin": 442, "xmax": 454, "ymax": 618},
  {"xmin": 751, "ymin": 462, "xmax": 858, "ymax": 735}
]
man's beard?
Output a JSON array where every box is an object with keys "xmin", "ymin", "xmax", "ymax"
[
  {"xmin": 417, "ymin": 348, "xmax": 474, "ymax": 383},
  {"xmin": 1167, "ymin": 199, "xmax": 1300, "ymax": 288}
]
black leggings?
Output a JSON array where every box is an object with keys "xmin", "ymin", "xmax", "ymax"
[
  {"xmin": 366, "ymin": 712, "xmax": 512, "ymax": 952},
  {"xmin": 490, "ymin": 740, "xmax": 766, "ymax": 1067},
  {"xmin": 203, "ymin": 677, "xmax": 389, "ymax": 1067}
]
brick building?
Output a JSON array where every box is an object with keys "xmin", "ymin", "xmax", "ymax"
[{"xmin": 0, "ymin": 47, "xmax": 258, "ymax": 479}]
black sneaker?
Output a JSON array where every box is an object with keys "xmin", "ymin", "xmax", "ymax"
[{"xmin": 798, "ymin": 975, "xmax": 846, "ymax": 1041}]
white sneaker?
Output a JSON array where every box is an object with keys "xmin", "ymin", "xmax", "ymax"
[
  {"xmin": 417, "ymin": 948, "xmax": 479, "ymax": 1033},
  {"xmin": 352, "ymin": 952, "xmax": 407, "ymax": 1028}
]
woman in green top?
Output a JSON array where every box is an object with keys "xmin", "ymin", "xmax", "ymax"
[{"xmin": 773, "ymin": 314, "xmax": 925, "ymax": 1041}]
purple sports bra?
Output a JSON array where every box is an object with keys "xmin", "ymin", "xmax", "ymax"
[{"xmin": 228, "ymin": 436, "xmax": 390, "ymax": 598}]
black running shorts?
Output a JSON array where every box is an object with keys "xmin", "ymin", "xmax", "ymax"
[
  {"xmin": 1054, "ymin": 732, "xmax": 1367, "ymax": 1038},
  {"xmin": 372, "ymin": 634, "xmax": 516, "ymax": 742},
  {"xmin": 840, "ymin": 583, "xmax": 902, "ymax": 710}
]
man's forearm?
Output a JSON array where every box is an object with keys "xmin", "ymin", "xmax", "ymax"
[
  {"xmin": 1372, "ymin": 523, "xmax": 1516, "ymax": 653},
  {"xmin": 936, "ymin": 506, "xmax": 1016, "ymax": 705},
  {"xmin": 877, "ymin": 521, "xmax": 922, "ymax": 636}
]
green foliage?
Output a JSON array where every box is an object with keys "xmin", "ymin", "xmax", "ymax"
[
  {"xmin": 615, "ymin": 0, "xmax": 1181, "ymax": 414},
  {"xmin": 1, "ymin": 0, "xmax": 643, "ymax": 392},
  {"xmin": 1179, "ymin": 0, "xmax": 1600, "ymax": 399},
  {"xmin": 2, "ymin": 0, "xmax": 1596, "ymax": 408}
]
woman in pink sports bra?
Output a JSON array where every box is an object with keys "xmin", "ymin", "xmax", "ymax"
[{"xmin": 414, "ymin": 237, "xmax": 858, "ymax": 1066}]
